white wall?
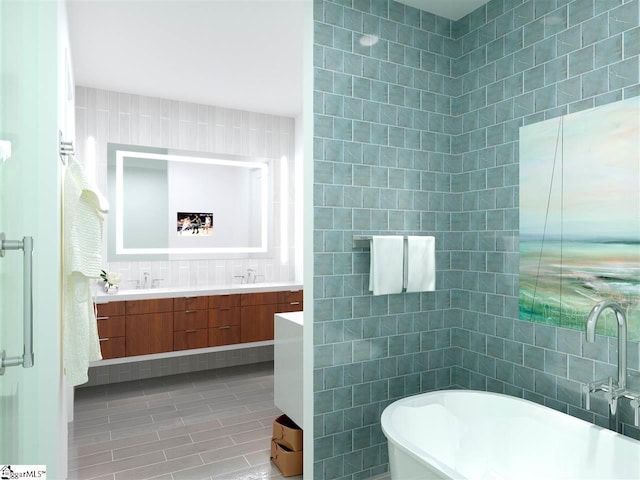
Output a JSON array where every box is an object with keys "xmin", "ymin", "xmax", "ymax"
[{"xmin": 75, "ymin": 86, "xmax": 297, "ymax": 287}]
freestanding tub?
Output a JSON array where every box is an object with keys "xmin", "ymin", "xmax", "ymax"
[{"xmin": 381, "ymin": 390, "xmax": 640, "ymax": 479}]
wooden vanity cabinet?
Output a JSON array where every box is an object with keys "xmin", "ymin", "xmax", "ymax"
[
  {"xmin": 240, "ymin": 292, "xmax": 280, "ymax": 343},
  {"xmin": 125, "ymin": 299, "xmax": 173, "ymax": 356},
  {"xmin": 208, "ymin": 294, "xmax": 241, "ymax": 347},
  {"xmin": 96, "ymin": 302, "xmax": 126, "ymax": 359},
  {"xmin": 174, "ymin": 296, "xmax": 208, "ymax": 351},
  {"xmin": 96, "ymin": 288, "xmax": 302, "ymax": 360}
]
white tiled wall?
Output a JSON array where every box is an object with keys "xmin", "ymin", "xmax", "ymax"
[{"xmin": 75, "ymin": 86, "xmax": 298, "ymax": 288}]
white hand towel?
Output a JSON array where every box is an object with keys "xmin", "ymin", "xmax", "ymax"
[
  {"xmin": 369, "ymin": 236, "xmax": 404, "ymax": 295},
  {"xmin": 406, "ymin": 236, "xmax": 436, "ymax": 292}
]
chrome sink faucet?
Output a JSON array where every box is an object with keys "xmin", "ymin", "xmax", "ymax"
[
  {"xmin": 583, "ymin": 300, "xmax": 640, "ymax": 432},
  {"xmin": 246, "ymin": 268, "xmax": 256, "ymax": 284}
]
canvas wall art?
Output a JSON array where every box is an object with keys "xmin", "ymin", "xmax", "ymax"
[{"xmin": 519, "ymin": 96, "xmax": 640, "ymax": 339}]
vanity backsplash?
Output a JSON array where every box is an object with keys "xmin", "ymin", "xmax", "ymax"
[{"xmin": 104, "ymin": 258, "xmax": 294, "ymax": 290}]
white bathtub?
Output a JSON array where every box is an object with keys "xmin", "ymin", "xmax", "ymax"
[{"xmin": 381, "ymin": 390, "xmax": 640, "ymax": 480}]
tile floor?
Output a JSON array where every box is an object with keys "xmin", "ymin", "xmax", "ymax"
[{"xmin": 69, "ymin": 361, "xmax": 301, "ymax": 480}]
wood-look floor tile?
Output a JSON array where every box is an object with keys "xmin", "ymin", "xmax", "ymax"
[
  {"xmin": 172, "ymin": 456, "xmax": 251, "ymax": 480},
  {"xmin": 180, "ymin": 406, "xmax": 250, "ymax": 426},
  {"xmin": 151, "ymin": 404, "xmax": 212, "ymax": 423},
  {"xmin": 210, "ymin": 460, "xmax": 286, "ymax": 480},
  {"xmin": 73, "ymin": 415, "xmax": 110, "ymax": 429},
  {"xmin": 219, "ymin": 407, "xmax": 281, "ymax": 426},
  {"xmin": 69, "ymin": 431, "xmax": 112, "ymax": 447},
  {"xmin": 163, "ymin": 435, "xmax": 234, "ymax": 461},
  {"xmin": 70, "ymin": 450, "xmax": 165, "ymax": 479},
  {"xmin": 109, "ymin": 417, "xmax": 186, "ymax": 440},
  {"xmin": 244, "ymin": 449, "xmax": 272, "ymax": 467},
  {"xmin": 68, "ymin": 451, "xmax": 113, "ymax": 470},
  {"xmin": 199, "ymin": 438, "xmax": 269, "ymax": 464},
  {"xmin": 73, "ymin": 414, "xmax": 155, "ymax": 438},
  {"xmin": 108, "ymin": 391, "xmax": 170, "ymax": 407},
  {"xmin": 229, "ymin": 426, "xmax": 272, "ymax": 445},
  {"xmin": 108, "ymin": 404, "xmax": 176, "ymax": 423},
  {"xmin": 113, "ymin": 454, "xmax": 203, "ymax": 480},
  {"xmin": 70, "ymin": 432, "xmax": 160, "ymax": 459},
  {"xmin": 146, "ymin": 392, "xmax": 205, "ymax": 409},
  {"xmin": 112, "ymin": 434, "xmax": 193, "ymax": 460},
  {"xmin": 71, "ymin": 363, "xmax": 286, "ymax": 480},
  {"xmin": 188, "ymin": 420, "xmax": 264, "ymax": 443}
]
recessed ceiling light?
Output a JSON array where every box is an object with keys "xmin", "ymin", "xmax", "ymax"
[{"xmin": 359, "ymin": 34, "xmax": 379, "ymax": 47}]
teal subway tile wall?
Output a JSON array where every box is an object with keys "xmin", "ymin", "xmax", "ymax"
[{"xmin": 313, "ymin": 0, "xmax": 640, "ymax": 478}]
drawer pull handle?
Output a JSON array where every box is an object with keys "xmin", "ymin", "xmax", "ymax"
[
  {"xmin": 290, "ymin": 302, "xmax": 300, "ymax": 305},
  {"xmin": 185, "ymin": 310, "xmax": 197, "ymax": 313},
  {"xmin": 185, "ymin": 329, "xmax": 197, "ymax": 333},
  {"xmin": 219, "ymin": 326, "xmax": 231, "ymax": 330},
  {"xmin": 99, "ymin": 338, "xmax": 109, "ymax": 342},
  {"xmin": 97, "ymin": 316, "xmax": 109, "ymax": 320}
]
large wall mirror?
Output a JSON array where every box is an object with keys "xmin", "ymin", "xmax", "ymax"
[{"xmin": 107, "ymin": 143, "xmax": 272, "ymax": 261}]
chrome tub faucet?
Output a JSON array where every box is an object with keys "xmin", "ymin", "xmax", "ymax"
[{"xmin": 583, "ymin": 300, "xmax": 640, "ymax": 432}]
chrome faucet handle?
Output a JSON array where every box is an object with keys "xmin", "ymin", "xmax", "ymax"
[
  {"xmin": 582, "ymin": 384, "xmax": 592, "ymax": 410},
  {"xmin": 603, "ymin": 379, "xmax": 626, "ymax": 415},
  {"xmin": 583, "ymin": 377, "xmax": 617, "ymax": 411},
  {"xmin": 151, "ymin": 278, "xmax": 163, "ymax": 288},
  {"xmin": 630, "ymin": 397, "xmax": 640, "ymax": 427},
  {"xmin": 128, "ymin": 279, "xmax": 141, "ymax": 289},
  {"xmin": 233, "ymin": 275, "xmax": 245, "ymax": 284}
]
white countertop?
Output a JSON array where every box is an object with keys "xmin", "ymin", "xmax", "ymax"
[
  {"xmin": 95, "ymin": 281, "xmax": 303, "ymax": 302},
  {"xmin": 275, "ymin": 311, "xmax": 303, "ymax": 326}
]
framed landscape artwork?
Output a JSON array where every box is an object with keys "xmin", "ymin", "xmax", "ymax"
[{"xmin": 519, "ymin": 96, "xmax": 640, "ymax": 339}]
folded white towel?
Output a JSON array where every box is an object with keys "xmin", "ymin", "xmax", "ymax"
[
  {"xmin": 369, "ymin": 236, "xmax": 404, "ymax": 295},
  {"xmin": 406, "ymin": 236, "xmax": 435, "ymax": 292}
]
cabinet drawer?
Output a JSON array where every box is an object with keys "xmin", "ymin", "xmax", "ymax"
[
  {"xmin": 126, "ymin": 298, "xmax": 174, "ymax": 315},
  {"xmin": 277, "ymin": 301, "xmax": 303, "ymax": 313},
  {"xmin": 209, "ymin": 326, "xmax": 241, "ymax": 347},
  {"xmin": 96, "ymin": 301, "xmax": 125, "ymax": 317},
  {"xmin": 209, "ymin": 306, "xmax": 241, "ymax": 328},
  {"xmin": 208, "ymin": 294, "xmax": 241, "ymax": 309},
  {"xmin": 174, "ymin": 329, "xmax": 208, "ymax": 351},
  {"xmin": 97, "ymin": 315, "xmax": 125, "ymax": 338},
  {"xmin": 174, "ymin": 310, "xmax": 208, "ymax": 331},
  {"xmin": 173, "ymin": 296, "xmax": 208, "ymax": 311},
  {"xmin": 240, "ymin": 292, "xmax": 279, "ymax": 306},
  {"xmin": 99, "ymin": 337, "xmax": 125, "ymax": 359},
  {"xmin": 278, "ymin": 290, "xmax": 303, "ymax": 305}
]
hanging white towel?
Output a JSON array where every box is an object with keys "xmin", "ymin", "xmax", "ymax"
[
  {"xmin": 406, "ymin": 236, "xmax": 436, "ymax": 292},
  {"xmin": 369, "ymin": 236, "xmax": 404, "ymax": 295},
  {"xmin": 63, "ymin": 155, "xmax": 109, "ymax": 386}
]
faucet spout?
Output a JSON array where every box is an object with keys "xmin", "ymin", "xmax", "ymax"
[{"xmin": 586, "ymin": 300, "xmax": 627, "ymax": 390}]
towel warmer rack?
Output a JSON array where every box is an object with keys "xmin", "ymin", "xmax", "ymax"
[
  {"xmin": 352, "ymin": 234, "xmax": 432, "ymax": 249},
  {"xmin": 0, "ymin": 233, "xmax": 34, "ymax": 375},
  {"xmin": 59, "ymin": 130, "xmax": 74, "ymax": 165},
  {"xmin": 354, "ymin": 234, "xmax": 435, "ymax": 293}
]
